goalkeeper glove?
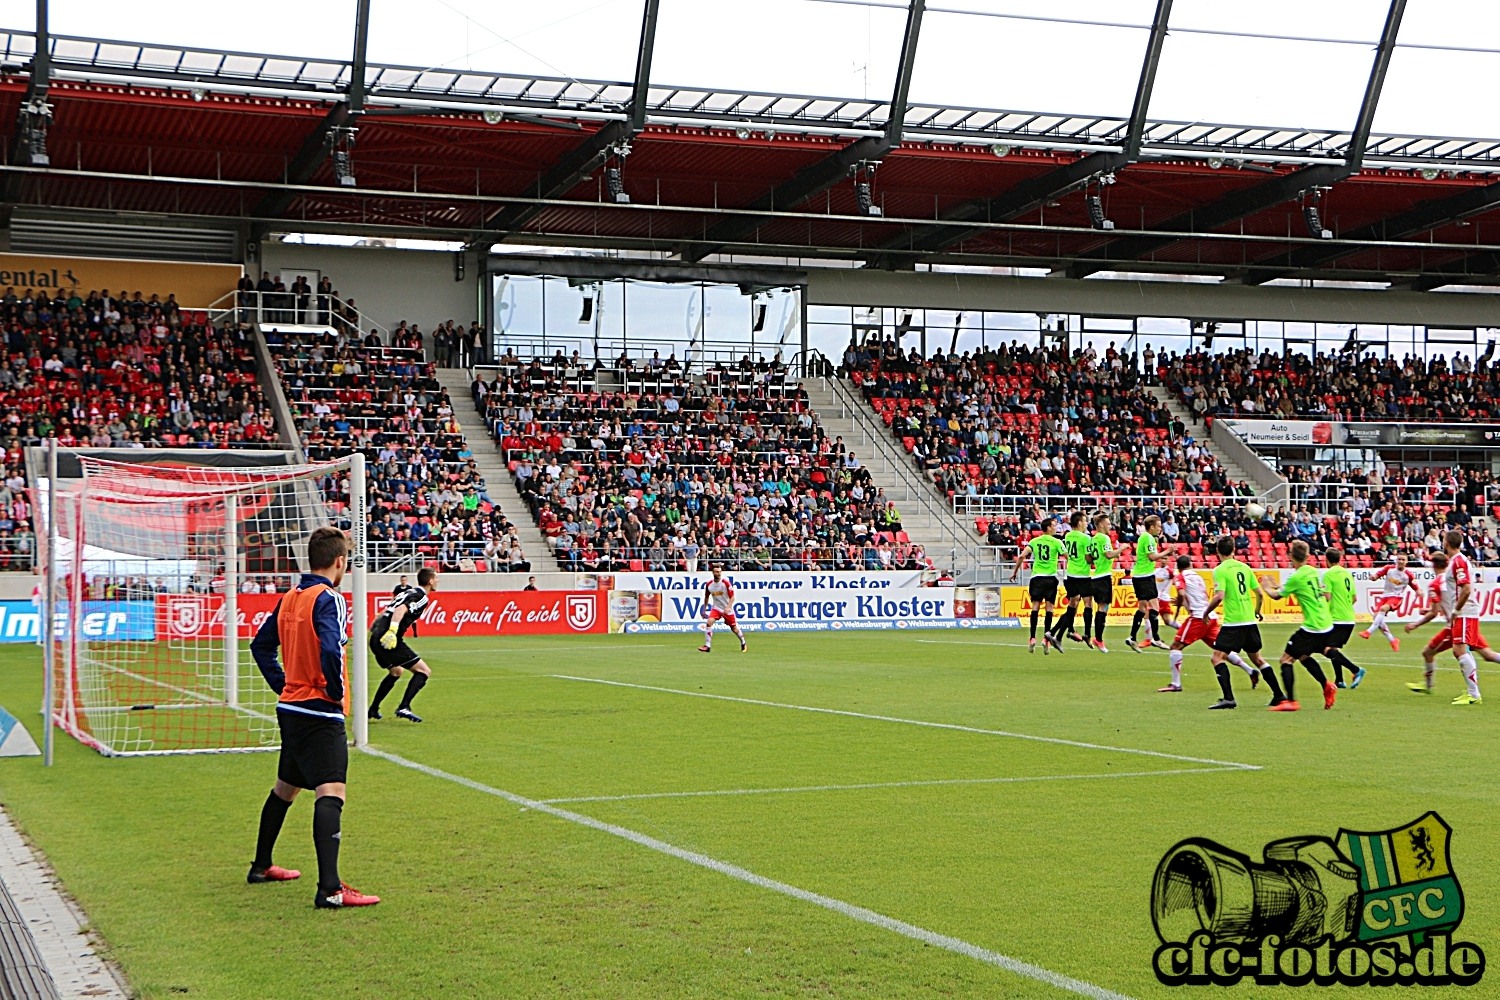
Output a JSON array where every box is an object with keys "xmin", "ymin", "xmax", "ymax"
[{"xmin": 379, "ymin": 628, "xmax": 399, "ymax": 650}]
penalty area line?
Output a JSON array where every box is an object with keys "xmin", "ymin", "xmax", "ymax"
[
  {"xmin": 541, "ymin": 766, "xmax": 1245, "ymax": 804},
  {"xmin": 550, "ymin": 675, "xmax": 1261, "ymax": 771},
  {"xmin": 361, "ymin": 746, "xmax": 1137, "ymax": 1000}
]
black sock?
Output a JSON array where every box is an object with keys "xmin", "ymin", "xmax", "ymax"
[
  {"xmin": 1052, "ymin": 606, "xmax": 1074, "ymax": 637},
  {"xmin": 370, "ymin": 673, "xmax": 399, "ymax": 711},
  {"xmin": 1030, "ymin": 608, "xmax": 1040, "ymax": 639},
  {"xmin": 1258, "ymin": 660, "xmax": 1286, "ymax": 701},
  {"xmin": 1301, "ymin": 656, "xmax": 1329, "ymax": 687},
  {"xmin": 1044, "ymin": 609, "xmax": 1054, "ymax": 635},
  {"xmin": 253, "ymin": 789, "xmax": 293, "ymax": 870},
  {"xmin": 1329, "ymin": 648, "xmax": 1359, "ymax": 681},
  {"xmin": 1148, "ymin": 609, "xmax": 1160, "ymax": 641},
  {"xmin": 1213, "ymin": 661, "xmax": 1235, "ymax": 700},
  {"xmin": 1094, "ymin": 609, "xmax": 1108, "ymax": 644},
  {"xmin": 398, "ymin": 671, "xmax": 429, "ymax": 711},
  {"xmin": 1281, "ymin": 662, "xmax": 1297, "ymax": 701},
  {"xmin": 1080, "ymin": 606, "xmax": 1093, "ymax": 641},
  {"xmin": 1130, "ymin": 610, "xmax": 1144, "ymax": 641},
  {"xmin": 313, "ymin": 795, "xmax": 343, "ymax": 894}
]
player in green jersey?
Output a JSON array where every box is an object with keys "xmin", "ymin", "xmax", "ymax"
[
  {"xmin": 1126, "ymin": 515, "xmax": 1172, "ymax": 652},
  {"xmin": 1011, "ymin": 517, "xmax": 1066, "ymax": 653},
  {"xmin": 1046, "ymin": 511, "xmax": 1095, "ymax": 653},
  {"xmin": 1320, "ymin": 548, "xmax": 1367, "ymax": 689},
  {"xmin": 1202, "ymin": 536, "xmax": 1286, "ymax": 710},
  {"xmin": 1259, "ymin": 539, "xmax": 1338, "ymax": 711},
  {"xmin": 1084, "ymin": 514, "xmax": 1126, "ymax": 652}
]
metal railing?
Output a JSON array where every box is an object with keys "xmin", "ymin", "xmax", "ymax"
[
  {"xmin": 209, "ymin": 289, "xmax": 390, "ymax": 343},
  {"xmin": 952, "ymin": 493, "xmax": 1249, "ymax": 517},
  {"xmin": 365, "ymin": 540, "xmax": 530, "ymax": 575},
  {"xmin": 823, "ymin": 377, "xmax": 978, "ymax": 576},
  {"xmin": 548, "ymin": 542, "xmax": 931, "ymax": 573}
]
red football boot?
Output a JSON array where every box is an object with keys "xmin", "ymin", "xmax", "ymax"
[
  {"xmin": 315, "ymin": 882, "xmax": 381, "ymax": 908},
  {"xmin": 247, "ymin": 864, "xmax": 301, "ymax": 884}
]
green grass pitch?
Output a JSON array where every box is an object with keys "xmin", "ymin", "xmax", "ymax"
[{"xmin": 0, "ymin": 627, "xmax": 1497, "ymax": 999}]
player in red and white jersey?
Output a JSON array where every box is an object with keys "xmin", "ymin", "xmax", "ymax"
[
  {"xmin": 1405, "ymin": 550, "xmax": 1498, "ymax": 698},
  {"xmin": 1440, "ymin": 534, "xmax": 1481, "ymax": 704},
  {"xmin": 1153, "ymin": 565, "xmax": 1177, "ymax": 646},
  {"xmin": 1159, "ymin": 555, "xmax": 1257, "ymax": 693},
  {"xmin": 699, "ymin": 565, "xmax": 747, "ymax": 654},
  {"xmin": 1361, "ymin": 553, "xmax": 1420, "ymax": 650}
]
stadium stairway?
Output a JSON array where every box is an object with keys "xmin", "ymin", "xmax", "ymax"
[
  {"xmin": 804, "ymin": 377, "xmax": 978, "ymax": 574},
  {"xmin": 1146, "ymin": 385, "xmax": 1264, "ymax": 494},
  {"xmin": 435, "ymin": 368, "xmax": 558, "ymax": 573}
]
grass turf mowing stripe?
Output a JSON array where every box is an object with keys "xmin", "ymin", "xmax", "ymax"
[
  {"xmin": 361, "ymin": 746, "xmax": 1137, "ymax": 1000},
  {"xmin": 551, "ymin": 675, "xmax": 1262, "ymax": 771},
  {"xmin": 539, "ymin": 766, "xmax": 1246, "ymax": 803}
]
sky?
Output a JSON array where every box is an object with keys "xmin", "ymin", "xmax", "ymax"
[{"xmin": 1, "ymin": 0, "xmax": 1498, "ymax": 139}]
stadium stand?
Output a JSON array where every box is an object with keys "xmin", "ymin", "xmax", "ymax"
[
  {"xmin": 843, "ymin": 338, "xmax": 1243, "ymax": 502},
  {"xmin": 265, "ymin": 327, "xmax": 529, "ymax": 573},
  {"xmin": 1161, "ymin": 345, "xmax": 1500, "ymax": 422},
  {"xmin": 471, "ymin": 354, "xmax": 933, "ymax": 572}
]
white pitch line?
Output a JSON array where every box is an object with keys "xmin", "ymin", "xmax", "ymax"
[
  {"xmin": 551, "ymin": 675, "xmax": 1262, "ymax": 770},
  {"xmin": 541, "ymin": 766, "xmax": 1244, "ymax": 804},
  {"xmin": 361, "ymin": 746, "xmax": 1136, "ymax": 1000}
]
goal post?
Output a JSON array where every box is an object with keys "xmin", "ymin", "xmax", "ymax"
[{"xmin": 38, "ymin": 455, "xmax": 367, "ymax": 757}]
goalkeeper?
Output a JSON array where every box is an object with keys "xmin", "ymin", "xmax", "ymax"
[{"xmin": 368, "ymin": 566, "xmax": 438, "ymax": 723}]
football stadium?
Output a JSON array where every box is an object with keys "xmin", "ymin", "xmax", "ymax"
[{"xmin": 2, "ymin": 0, "xmax": 1500, "ymax": 997}]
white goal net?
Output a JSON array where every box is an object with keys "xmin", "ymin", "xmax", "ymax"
[{"xmin": 38, "ymin": 454, "xmax": 368, "ymax": 756}]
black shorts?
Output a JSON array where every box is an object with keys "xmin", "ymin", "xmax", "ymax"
[
  {"xmin": 1092, "ymin": 576, "xmax": 1115, "ymax": 605},
  {"xmin": 1327, "ymin": 623, "xmax": 1355, "ymax": 648},
  {"xmin": 1212, "ymin": 623, "xmax": 1262, "ymax": 654},
  {"xmin": 1285, "ymin": 627, "xmax": 1335, "ymax": 660},
  {"xmin": 371, "ymin": 634, "xmax": 422, "ymax": 671},
  {"xmin": 1029, "ymin": 576, "xmax": 1059, "ymax": 603},
  {"xmin": 1064, "ymin": 576, "xmax": 1093, "ymax": 599},
  {"xmin": 1132, "ymin": 575, "xmax": 1158, "ymax": 603},
  {"xmin": 276, "ymin": 708, "xmax": 348, "ymax": 790}
]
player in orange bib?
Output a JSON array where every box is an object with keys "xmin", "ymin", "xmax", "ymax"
[
  {"xmin": 1159, "ymin": 554, "xmax": 1258, "ymax": 692},
  {"xmin": 700, "ymin": 564, "xmax": 747, "ymax": 653}
]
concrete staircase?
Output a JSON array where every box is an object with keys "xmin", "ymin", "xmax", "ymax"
[
  {"xmin": 802, "ymin": 377, "xmax": 977, "ymax": 570},
  {"xmin": 1147, "ymin": 385, "xmax": 1260, "ymax": 491},
  {"xmin": 434, "ymin": 368, "xmax": 557, "ymax": 572}
]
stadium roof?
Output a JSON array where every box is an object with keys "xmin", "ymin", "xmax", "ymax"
[{"xmin": 5, "ymin": 1, "xmax": 1500, "ymax": 289}]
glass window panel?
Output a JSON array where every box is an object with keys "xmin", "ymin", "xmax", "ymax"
[
  {"xmin": 654, "ymin": 0, "xmax": 907, "ymax": 99},
  {"xmin": 702, "ymin": 284, "xmax": 752, "ymax": 350},
  {"xmin": 910, "ymin": 9, "xmax": 1148, "ymax": 119},
  {"xmin": 493, "ymin": 274, "xmax": 544, "ymax": 337},
  {"xmin": 622, "ymin": 280, "xmax": 702, "ymax": 347},
  {"xmin": 1375, "ymin": 0, "xmax": 1499, "ymax": 140},
  {"xmin": 368, "ymin": 0, "xmax": 646, "ymax": 84},
  {"xmin": 39, "ymin": 0, "xmax": 354, "ymax": 62}
]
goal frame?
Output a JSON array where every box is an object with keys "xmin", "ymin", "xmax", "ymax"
[{"xmin": 40, "ymin": 451, "xmax": 369, "ymax": 757}]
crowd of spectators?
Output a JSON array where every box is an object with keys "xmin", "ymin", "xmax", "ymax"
[
  {"xmin": 1160, "ymin": 343, "xmax": 1500, "ymax": 423},
  {"xmin": 845, "ymin": 337, "xmax": 1244, "ymax": 501},
  {"xmin": 474, "ymin": 354, "xmax": 930, "ymax": 572},
  {"xmin": 267, "ymin": 327, "xmax": 529, "ymax": 573}
]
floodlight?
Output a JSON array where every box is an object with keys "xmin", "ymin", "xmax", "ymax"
[
  {"xmin": 191, "ymin": 88, "xmax": 207, "ymax": 102},
  {"xmin": 482, "ymin": 109, "xmax": 504, "ymax": 125},
  {"xmin": 990, "ymin": 143, "xmax": 1011, "ymax": 158},
  {"xmin": 1420, "ymin": 168, "xmax": 1440, "ymax": 181},
  {"xmin": 1207, "ymin": 157, "xmax": 1224, "ymax": 170},
  {"xmin": 735, "ymin": 124, "xmax": 752, "ymax": 140}
]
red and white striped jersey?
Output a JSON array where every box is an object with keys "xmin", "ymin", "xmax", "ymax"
[
  {"xmin": 1445, "ymin": 553, "xmax": 1480, "ymax": 618},
  {"xmin": 1175, "ymin": 570, "xmax": 1213, "ymax": 619},
  {"xmin": 1155, "ymin": 566, "xmax": 1173, "ymax": 600},
  {"xmin": 704, "ymin": 578, "xmax": 736, "ymax": 612},
  {"xmin": 1374, "ymin": 564, "xmax": 1415, "ymax": 598}
]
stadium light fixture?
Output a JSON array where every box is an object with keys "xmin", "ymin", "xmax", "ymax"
[
  {"xmin": 1207, "ymin": 157, "xmax": 1224, "ymax": 170},
  {"xmin": 482, "ymin": 109, "xmax": 504, "ymax": 125},
  {"xmin": 1420, "ymin": 167, "xmax": 1440, "ymax": 180},
  {"xmin": 735, "ymin": 124, "xmax": 752, "ymax": 140},
  {"xmin": 191, "ymin": 88, "xmax": 207, "ymax": 102},
  {"xmin": 990, "ymin": 143, "xmax": 1011, "ymax": 158},
  {"xmin": 762, "ymin": 127, "xmax": 777, "ymax": 140}
]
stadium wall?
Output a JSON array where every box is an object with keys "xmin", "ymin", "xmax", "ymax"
[{"xmin": 259, "ymin": 242, "xmax": 478, "ymax": 335}]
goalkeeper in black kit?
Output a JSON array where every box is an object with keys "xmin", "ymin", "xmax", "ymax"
[{"xmin": 368, "ymin": 567, "xmax": 437, "ymax": 722}]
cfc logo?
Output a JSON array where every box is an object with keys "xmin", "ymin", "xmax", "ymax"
[
  {"xmin": 1151, "ymin": 813, "xmax": 1483, "ymax": 987},
  {"xmin": 565, "ymin": 595, "xmax": 597, "ymax": 632}
]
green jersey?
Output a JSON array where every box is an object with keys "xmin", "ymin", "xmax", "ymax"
[
  {"xmin": 1132, "ymin": 533, "xmax": 1159, "ymax": 577},
  {"xmin": 1087, "ymin": 532, "xmax": 1114, "ymax": 579},
  {"xmin": 1283, "ymin": 563, "xmax": 1333, "ymax": 632},
  {"xmin": 1064, "ymin": 530, "xmax": 1092, "ymax": 577},
  {"xmin": 1322, "ymin": 565, "xmax": 1357, "ymax": 624},
  {"xmin": 1213, "ymin": 558, "xmax": 1260, "ymax": 625},
  {"xmin": 1027, "ymin": 534, "xmax": 1066, "ymax": 576}
]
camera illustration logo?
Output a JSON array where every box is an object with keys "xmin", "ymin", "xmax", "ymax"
[{"xmin": 1151, "ymin": 813, "xmax": 1484, "ymax": 987}]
